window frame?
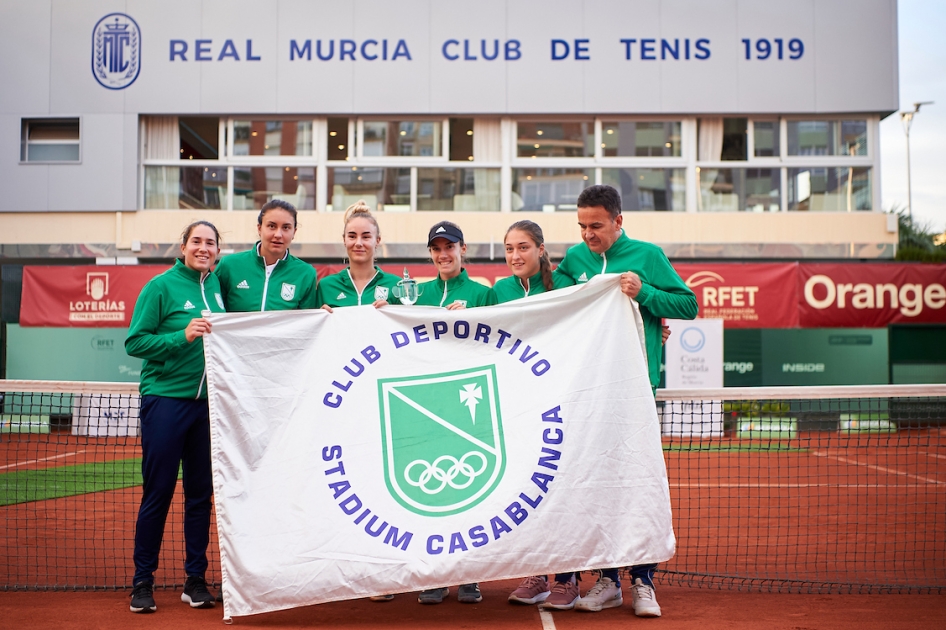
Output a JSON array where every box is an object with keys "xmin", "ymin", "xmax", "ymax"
[
  {"xmin": 355, "ymin": 117, "xmax": 450, "ymax": 163},
  {"xmin": 20, "ymin": 117, "xmax": 82, "ymax": 164}
]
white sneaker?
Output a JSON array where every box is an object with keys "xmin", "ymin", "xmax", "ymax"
[
  {"xmin": 630, "ymin": 578, "xmax": 661, "ymax": 617},
  {"xmin": 574, "ymin": 576, "xmax": 623, "ymax": 612}
]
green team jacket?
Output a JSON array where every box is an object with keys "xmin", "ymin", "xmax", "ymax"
[
  {"xmin": 415, "ymin": 269, "xmax": 497, "ymax": 307},
  {"xmin": 492, "ymin": 269, "xmax": 575, "ymax": 304},
  {"xmin": 214, "ymin": 243, "xmax": 317, "ymax": 312},
  {"xmin": 125, "ymin": 260, "xmax": 226, "ymax": 399},
  {"xmin": 315, "ymin": 267, "xmax": 402, "ymax": 307},
  {"xmin": 556, "ymin": 230, "xmax": 698, "ymax": 388}
]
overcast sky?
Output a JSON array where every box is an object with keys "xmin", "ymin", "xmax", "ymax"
[{"xmin": 879, "ymin": 0, "xmax": 946, "ymax": 233}]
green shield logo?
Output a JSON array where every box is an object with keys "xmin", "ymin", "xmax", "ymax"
[{"xmin": 378, "ymin": 365, "xmax": 505, "ymax": 517}]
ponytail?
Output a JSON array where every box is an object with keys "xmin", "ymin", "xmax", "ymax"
[
  {"xmin": 342, "ymin": 199, "xmax": 380, "ymax": 237},
  {"xmin": 539, "ymin": 249, "xmax": 553, "ymax": 292}
]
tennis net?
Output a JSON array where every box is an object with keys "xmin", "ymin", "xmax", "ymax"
[{"xmin": 1, "ymin": 380, "xmax": 944, "ymax": 593}]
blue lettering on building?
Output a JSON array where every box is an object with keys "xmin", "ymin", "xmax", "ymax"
[
  {"xmin": 170, "ymin": 39, "xmax": 261, "ymax": 61},
  {"xmin": 288, "ymin": 39, "xmax": 412, "ymax": 61}
]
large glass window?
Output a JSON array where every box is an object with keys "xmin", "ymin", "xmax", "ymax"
[
  {"xmin": 449, "ymin": 118, "xmax": 474, "ymax": 162},
  {"xmin": 787, "ymin": 167, "xmax": 871, "ymax": 211},
  {"xmin": 179, "ymin": 117, "xmax": 219, "ymax": 160},
  {"xmin": 363, "ymin": 121, "xmax": 442, "ymax": 157},
  {"xmin": 517, "ymin": 122, "xmax": 594, "ymax": 158},
  {"xmin": 144, "ymin": 165, "xmax": 226, "ymax": 209},
  {"xmin": 512, "ymin": 168, "xmax": 593, "ymax": 211},
  {"xmin": 21, "ymin": 118, "xmax": 80, "ymax": 162},
  {"xmin": 327, "ymin": 117, "xmax": 350, "ymax": 160},
  {"xmin": 602, "ymin": 168, "xmax": 685, "ymax": 211},
  {"xmin": 697, "ymin": 117, "xmax": 747, "ymax": 161},
  {"xmin": 328, "ymin": 167, "xmax": 411, "ymax": 211},
  {"xmin": 233, "ymin": 166, "xmax": 315, "ymax": 210},
  {"xmin": 787, "ymin": 120, "xmax": 867, "ymax": 156},
  {"xmin": 601, "ymin": 122, "xmax": 681, "ymax": 157},
  {"xmin": 753, "ymin": 121, "xmax": 779, "ymax": 157},
  {"xmin": 698, "ymin": 168, "xmax": 780, "ymax": 212},
  {"xmin": 417, "ymin": 168, "xmax": 500, "ymax": 211},
  {"xmin": 233, "ymin": 120, "xmax": 312, "ymax": 157}
]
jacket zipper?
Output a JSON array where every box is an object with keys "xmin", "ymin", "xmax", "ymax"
[
  {"xmin": 260, "ymin": 260, "xmax": 279, "ymax": 312},
  {"xmin": 196, "ymin": 274, "xmax": 212, "ymax": 399},
  {"xmin": 349, "ymin": 268, "xmax": 380, "ymax": 306},
  {"xmin": 439, "ymin": 280, "xmax": 449, "ymax": 307}
]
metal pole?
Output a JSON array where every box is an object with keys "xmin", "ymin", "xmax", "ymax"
[{"xmin": 905, "ymin": 118, "xmax": 912, "ymax": 220}]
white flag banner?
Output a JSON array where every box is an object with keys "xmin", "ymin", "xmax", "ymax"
[{"xmin": 204, "ymin": 275, "xmax": 674, "ymax": 618}]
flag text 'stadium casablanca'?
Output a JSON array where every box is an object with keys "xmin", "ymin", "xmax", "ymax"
[{"xmin": 378, "ymin": 365, "xmax": 505, "ymax": 517}]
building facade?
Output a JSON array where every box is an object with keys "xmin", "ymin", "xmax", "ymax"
[
  {"xmin": 8, "ymin": 0, "xmax": 941, "ymax": 387},
  {"xmin": 1, "ymin": 0, "xmax": 898, "ymax": 260}
]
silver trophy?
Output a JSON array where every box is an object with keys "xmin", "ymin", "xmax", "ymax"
[{"xmin": 392, "ymin": 268, "xmax": 423, "ymax": 305}]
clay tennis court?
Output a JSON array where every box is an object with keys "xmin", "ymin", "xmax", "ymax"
[{"xmin": 2, "ymin": 420, "xmax": 944, "ymax": 628}]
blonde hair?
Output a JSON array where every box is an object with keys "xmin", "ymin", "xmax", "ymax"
[{"xmin": 342, "ymin": 199, "xmax": 380, "ymax": 236}]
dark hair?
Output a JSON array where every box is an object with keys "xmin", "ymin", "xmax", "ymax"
[
  {"xmin": 343, "ymin": 199, "xmax": 380, "ymax": 237},
  {"xmin": 258, "ymin": 199, "xmax": 298, "ymax": 228},
  {"xmin": 505, "ymin": 220, "xmax": 552, "ymax": 291},
  {"xmin": 577, "ymin": 184, "xmax": 622, "ymax": 219},
  {"xmin": 181, "ymin": 220, "xmax": 221, "ymax": 246}
]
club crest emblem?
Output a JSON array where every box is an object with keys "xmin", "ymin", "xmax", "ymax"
[
  {"xmin": 374, "ymin": 286, "xmax": 389, "ymax": 302},
  {"xmin": 215, "ymin": 293, "xmax": 225, "ymax": 310},
  {"xmin": 92, "ymin": 13, "xmax": 141, "ymax": 90},
  {"xmin": 378, "ymin": 365, "xmax": 505, "ymax": 517},
  {"xmin": 281, "ymin": 283, "xmax": 296, "ymax": 301}
]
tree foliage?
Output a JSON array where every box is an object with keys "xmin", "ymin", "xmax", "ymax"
[{"xmin": 892, "ymin": 207, "xmax": 946, "ymax": 262}]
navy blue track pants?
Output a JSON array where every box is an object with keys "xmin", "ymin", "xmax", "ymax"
[{"xmin": 133, "ymin": 395, "xmax": 213, "ymax": 585}]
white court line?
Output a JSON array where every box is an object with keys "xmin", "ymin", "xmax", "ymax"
[
  {"xmin": 921, "ymin": 451, "xmax": 946, "ymax": 461},
  {"xmin": 539, "ymin": 609, "xmax": 557, "ymax": 630},
  {"xmin": 0, "ymin": 451, "xmax": 85, "ymax": 470},
  {"xmin": 811, "ymin": 451, "xmax": 945, "ymax": 486}
]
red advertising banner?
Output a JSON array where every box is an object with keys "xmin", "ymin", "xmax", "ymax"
[
  {"xmin": 20, "ymin": 265, "xmax": 171, "ymax": 327},
  {"xmin": 671, "ymin": 263, "xmax": 799, "ymax": 328},
  {"xmin": 798, "ymin": 263, "xmax": 946, "ymax": 327},
  {"xmin": 19, "ymin": 262, "xmax": 946, "ymax": 328}
]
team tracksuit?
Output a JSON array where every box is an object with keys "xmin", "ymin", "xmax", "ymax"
[
  {"xmin": 491, "ymin": 269, "xmax": 574, "ymax": 303},
  {"xmin": 555, "ymin": 229, "xmax": 698, "ymax": 588},
  {"xmin": 214, "ymin": 242, "xmax": 317, "ymax": 312},
  {"xmin": 315, "ymin": 266, "xmax": 402, "ymax": 307},
  {"xmin": 415, "ymin": 269, "xmax": 498, "ymax": 307},
  {"xmin": 125, "ymin": 260, "xmax": 226, "ymax": 586}
]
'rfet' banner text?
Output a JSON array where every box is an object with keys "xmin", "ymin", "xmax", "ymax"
[{"xmin": 204, "ymin": 276, "xmax": 673, "ymax": 618}]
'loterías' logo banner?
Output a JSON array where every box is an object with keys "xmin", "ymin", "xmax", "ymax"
[
  {"xmin": 20, "ymin": 265, "xmax": 168, "ymax": 327},
  {"xmin": 204, "ymin": 276, "xmax": 673, "ymax": 619}
]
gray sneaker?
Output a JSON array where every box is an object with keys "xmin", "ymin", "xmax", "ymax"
[
  {"xmin": 457, "ymin": 583, "xmax": 482, "ymax": 603},
  {"xmin": 418, "ymin": 587, "xmax": 449, "ymax": 604}
]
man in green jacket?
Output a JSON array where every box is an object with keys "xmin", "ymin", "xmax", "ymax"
[{"xmin": 550, "ymin": 185, "xmax": 697, "ymax": 617}]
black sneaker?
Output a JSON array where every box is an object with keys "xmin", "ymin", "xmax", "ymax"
[
  {"xmin": 130, "ymin": 581, "xmax": 156, "ymax": 614},
  {"xmin": 458, "ymin": 583, "xmax": 483, "ymax": 603},
  {"xmin": 181, "ymin": 575, "xmax": 216, "ymax": 609}
]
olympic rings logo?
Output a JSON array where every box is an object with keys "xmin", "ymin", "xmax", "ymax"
[{"xmin": 403, "ymin": 451, "xmax": 488, "ymax": 495}]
